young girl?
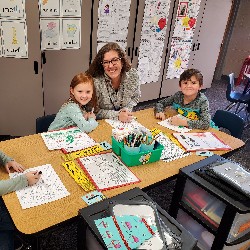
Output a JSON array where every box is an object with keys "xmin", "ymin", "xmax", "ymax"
[
  {"xmin": 155, "ymin": 68, "xmax": 211, "ymax": 130},
  {"xmin": 48, "ymin": 73, "xmax": 99, "ymax": 133}
]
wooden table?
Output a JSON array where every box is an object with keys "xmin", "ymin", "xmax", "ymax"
[{"xmin": 0, "ymin": 108, "xmax": 245, "ymax": 236}]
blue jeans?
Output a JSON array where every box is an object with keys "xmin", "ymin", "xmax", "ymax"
[{"xmin": 0, "ymin": 198, "xmax": 14, "ymax": 250}]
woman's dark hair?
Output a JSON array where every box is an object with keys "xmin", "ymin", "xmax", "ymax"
[
  {"xmin": 86, "ymin": 42, "xmax": 131, "ymax": 78},
  {"xmin": 179, "ymin": 68, "xmax": 203, "ymax": 86}
]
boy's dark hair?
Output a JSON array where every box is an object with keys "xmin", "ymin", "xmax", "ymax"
[{"xmin": 179, "ymin": 69, "xmax": 203, "ymax": 86}]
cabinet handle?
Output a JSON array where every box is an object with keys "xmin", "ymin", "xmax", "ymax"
[
  {"xmin": 42, "ymin": 51, "xmax": 46, "ymax": 64},
  {"xmin": 192, "ymin": 43, "xmax": 196, "ymax": 51},
  {"xmin": 135, "ymin": 47, "xmax": 138, "ymax": 56},
  {"xmin": 34, "ymin": 61, "xmax": 38, "ymax": 74},
  {"xmin": 127, "ymin": 47, "xmax": 131, "ymax": 57},
  {"xmin": 197, "ymin": 43, "xmax": 200, "ymax": 51}
]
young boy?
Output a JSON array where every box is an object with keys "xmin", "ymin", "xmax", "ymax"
[
  {"xmin": 155, "ymin": 68, "xmax": 211, "ymax": 130},
  {"xmin": 0, "ymin": 150, "xmax": 41, "ymax": 250}
]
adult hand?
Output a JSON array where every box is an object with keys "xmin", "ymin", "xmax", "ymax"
[
  {"xmin": 155, "ymin": 112, "xmax": 165, "ymax": 120},
  {"xmin": 119, "ymin": 109, "xmax": 133, "ymax": 123},
  {"xmin": 5, "ymin": 161, "xmax": 25, "ymax": 173},
  {"xmin": 25, "ymin": 171, "xmax": 41, "ymax": 186}
]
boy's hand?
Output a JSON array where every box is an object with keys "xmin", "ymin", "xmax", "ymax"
[
  {"xmin": 5, "ymin": 161, "xmax": 25, "ymax": 173},
  {"xmin": 155, "ymin": 112, "xmax": 165, "ymax": 120},
  {"xmin": 170, "ymin": 116, "xmax": 188, "ymax": 127}
]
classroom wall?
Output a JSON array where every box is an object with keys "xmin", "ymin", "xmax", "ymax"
[{"xmin": 221, "ymin": 0, "xmax": 250, "ymax": 76}]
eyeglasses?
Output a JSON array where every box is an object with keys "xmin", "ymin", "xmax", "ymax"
[
  {"xmin": 102, "ymin": 57, "xmax": 121, "ymax": 67},
  {"xmin": 181, "ymin": 80, "xmax": 199, "ymax": 85}
]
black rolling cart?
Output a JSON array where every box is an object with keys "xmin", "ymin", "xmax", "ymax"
[
  {"xmin": 78, "ymin": 187, "xmax": 197, "ymax": 249},
  {"xmin": 168, "ymin": 155, "xmax": 250, "ymax": 250}
]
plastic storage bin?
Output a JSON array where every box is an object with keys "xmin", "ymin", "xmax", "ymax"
[{"xmin": 111, "ymin": 136, "xmax": 164, "ymax": 167}]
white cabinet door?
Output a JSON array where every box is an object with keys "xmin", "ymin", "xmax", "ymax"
[
  {"xmin": 189, "ymin": 0, "xmax": 232, "ymax": 89},
  {"xmin": 0, "ymin": 1, "xmax": 43, "ymax": 136}
]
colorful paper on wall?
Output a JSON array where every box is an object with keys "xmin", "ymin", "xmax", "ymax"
[
  {"xmin": 137, "ymin": 0, "xmax": 171, "ymax": 84},
  {"xmin": 39, "ymin": 0, "xmax": 82, "ymax": 50},
  {"xmin": 62, "ymin": 161, "xmax": 95, "ymax": 191},
  {"xmin": 166, "ymin": 0, "xmax": 202, "ymax": 79},
  {"xmin": 10, "ymin": 164, "xmax": 70, "ymax": 209},
  {"xmin": 0, "ymin": 0, "xmax": 28, "ymax": 58},
  {"xmin": 97, "ymin": 0, "xmax": 132, "ymax": 52}
]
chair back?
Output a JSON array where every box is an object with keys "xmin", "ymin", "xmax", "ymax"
[
  {"xmin": 212, "ymin": 110, "xmax": 245, "ymax": 139},
  {"xmin": 36, "ymin": 114, "xmax": 56, "ymax": 133}
]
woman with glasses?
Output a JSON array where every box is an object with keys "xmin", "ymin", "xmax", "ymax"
[
  {"xmin": 86, "ymin": 42, "xmax": 141, "ymax": 122},
  {"xmin": 155, "ymin": 68, "xmax": 212, "ymax": 130}
]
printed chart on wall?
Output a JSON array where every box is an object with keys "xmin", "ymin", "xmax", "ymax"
[
  {"xmin": 137, "ymin": 0, "xmax": 171, "ymax": 84},
  {"xmin": 97, "ymin": 0, "xmax": 131, "ymax": 52},
  {"xmin": 39, "ymin": 0, "xmax": 82, "ymax": 50},
  {"xmin": 166, "ymin": 0, "xmax": 201, "ymax": 79},
  {"xmin": 0, "ymin": 0, "xmax": 28, "ymax": 58}
]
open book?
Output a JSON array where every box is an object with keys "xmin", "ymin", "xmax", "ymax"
[{"xmin": 172, "ymin": 132, "xmax": 231, "ymax": 151}]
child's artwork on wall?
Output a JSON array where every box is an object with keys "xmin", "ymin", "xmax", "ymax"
[
  {"xmin": 39, "ymin": 0, "xmax": 82, "ymax": 50},
  {"xmin": 41, "ymin": 126, "xmax": 96, "ymax": 152},
  {"xmin": 166, "ymin": 0, "xmax": 201, "ymax": 79},
  {"xmin": 137, "ymin": 0, "xmax": 171, "ymax": 84},
  {"xmin": 78, "ymin": 152, "xmax": 140, "ymax": 190},
  {"xmin": 96, "ymin": 0, "xmax": 131, "ymax": 52},
  {"xmin": 0, "ymin": 0, "xmax": 28, "ymax": 58},
  {"xmin": 10, "ymin": 164, "xmax": 70, "ymax": 209}
]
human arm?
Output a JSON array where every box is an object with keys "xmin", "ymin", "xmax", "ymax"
[
  {"xmin": 155, "ymin": 94, "xmax": 177, "ymax": 119},
  {"xmin": 0, "ymin": 151, "xmax": 40, "ymax": 195},
  {"xmin": 66, "ymin": 103, "xmax": 98, "ymax": 133}
]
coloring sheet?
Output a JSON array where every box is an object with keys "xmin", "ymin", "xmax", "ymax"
[
  {"xmin": 157, "ymin": 114, "xmax": 192, "ymax": 132},
  {"xmin": 78, "ymin": 152, "xmax": 140, "ymax": 190},
  {"xmin": 39, "ymin": 0, "xmax": 82, "ymax": 50},
  {"xmin": 96, "ymin": 0, "xmax": 131, "ymax": 52},
  {"xmin": 9, "ymin": 164, "xmax": 70, "ymax": 209},
  {"xmin": 0, "ymin": 0, "xmax": 28, "ymax": 58},
  {"xmin": 137, "ymin": 0, "xmax": 171, "ymax": 84},
  {"xmin": 105, "ymin": 119, "xmax": 146, "ymax": 130},
  {"xmin": 156, "ymin": 132, "xmax": 190, "ymax": 162},
  {"xmin": 166, "ymin": 0, "xmax": 201, "ymax": 79},
  {"xmin": 41, "ymin": 126, "xmax": 96, "ymax": 152}
]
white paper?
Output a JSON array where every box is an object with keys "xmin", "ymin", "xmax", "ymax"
[
  {"xmin": 78, "ymin": 152, "xmax": 139, "ymax": 190},
  {"xmin": 105, "ymin": 119, "xmax": 146, "ymax": 131},
  {"xmin": 157, "ymin": 114, "xmax": 192, "ymax": 132},
  {"xmin": 0, "ymin": 0, "xmax": 26, "ymax": 19},
  {"xmin": 156, "ymin": 132, "xmax": 190, "ymax": 162},
  {"xmin": 137, "ymin": 0, "xmax": 171, "ymax": 84},
  {"xmin": 41, "ymin": 126, "xmax": 96, "ymax": 152},
  {"xmin": 10, "ymin": 164, "xmax": 70, "ymax": 209}
]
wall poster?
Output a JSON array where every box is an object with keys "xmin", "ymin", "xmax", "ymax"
[
  {"xmin": 0, "ymin": 0, "xmax": 28, "ymax": 58},
  {"xmin": 96, "ymin": 0, "xmax": 132, "ymax": 52},
  {"xmin": 166, "ymin": 0, "xmax": 201, "ymax": 79},
  {"xmin": 137, "ymin": 0, "xmax": 171, "ymax": 84},
  {"xmin": 39, "ymin": 0, "xmax": 82, "ymax": 50}
]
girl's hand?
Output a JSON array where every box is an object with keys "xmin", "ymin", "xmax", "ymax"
[
  {"xmin": 155, "ymin": 112, "xmax": 165, "ymax": 120},
  {"xmin": 84, "ymin": 112, "xmax": 96, "ymax": 120},
  {"xmin": 5, "ymin": 161, "xmax": 25, "ymax": 173},
  {"xmin": 25, "ymin": 171, "xmax": 41, "ymax": 186}
]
